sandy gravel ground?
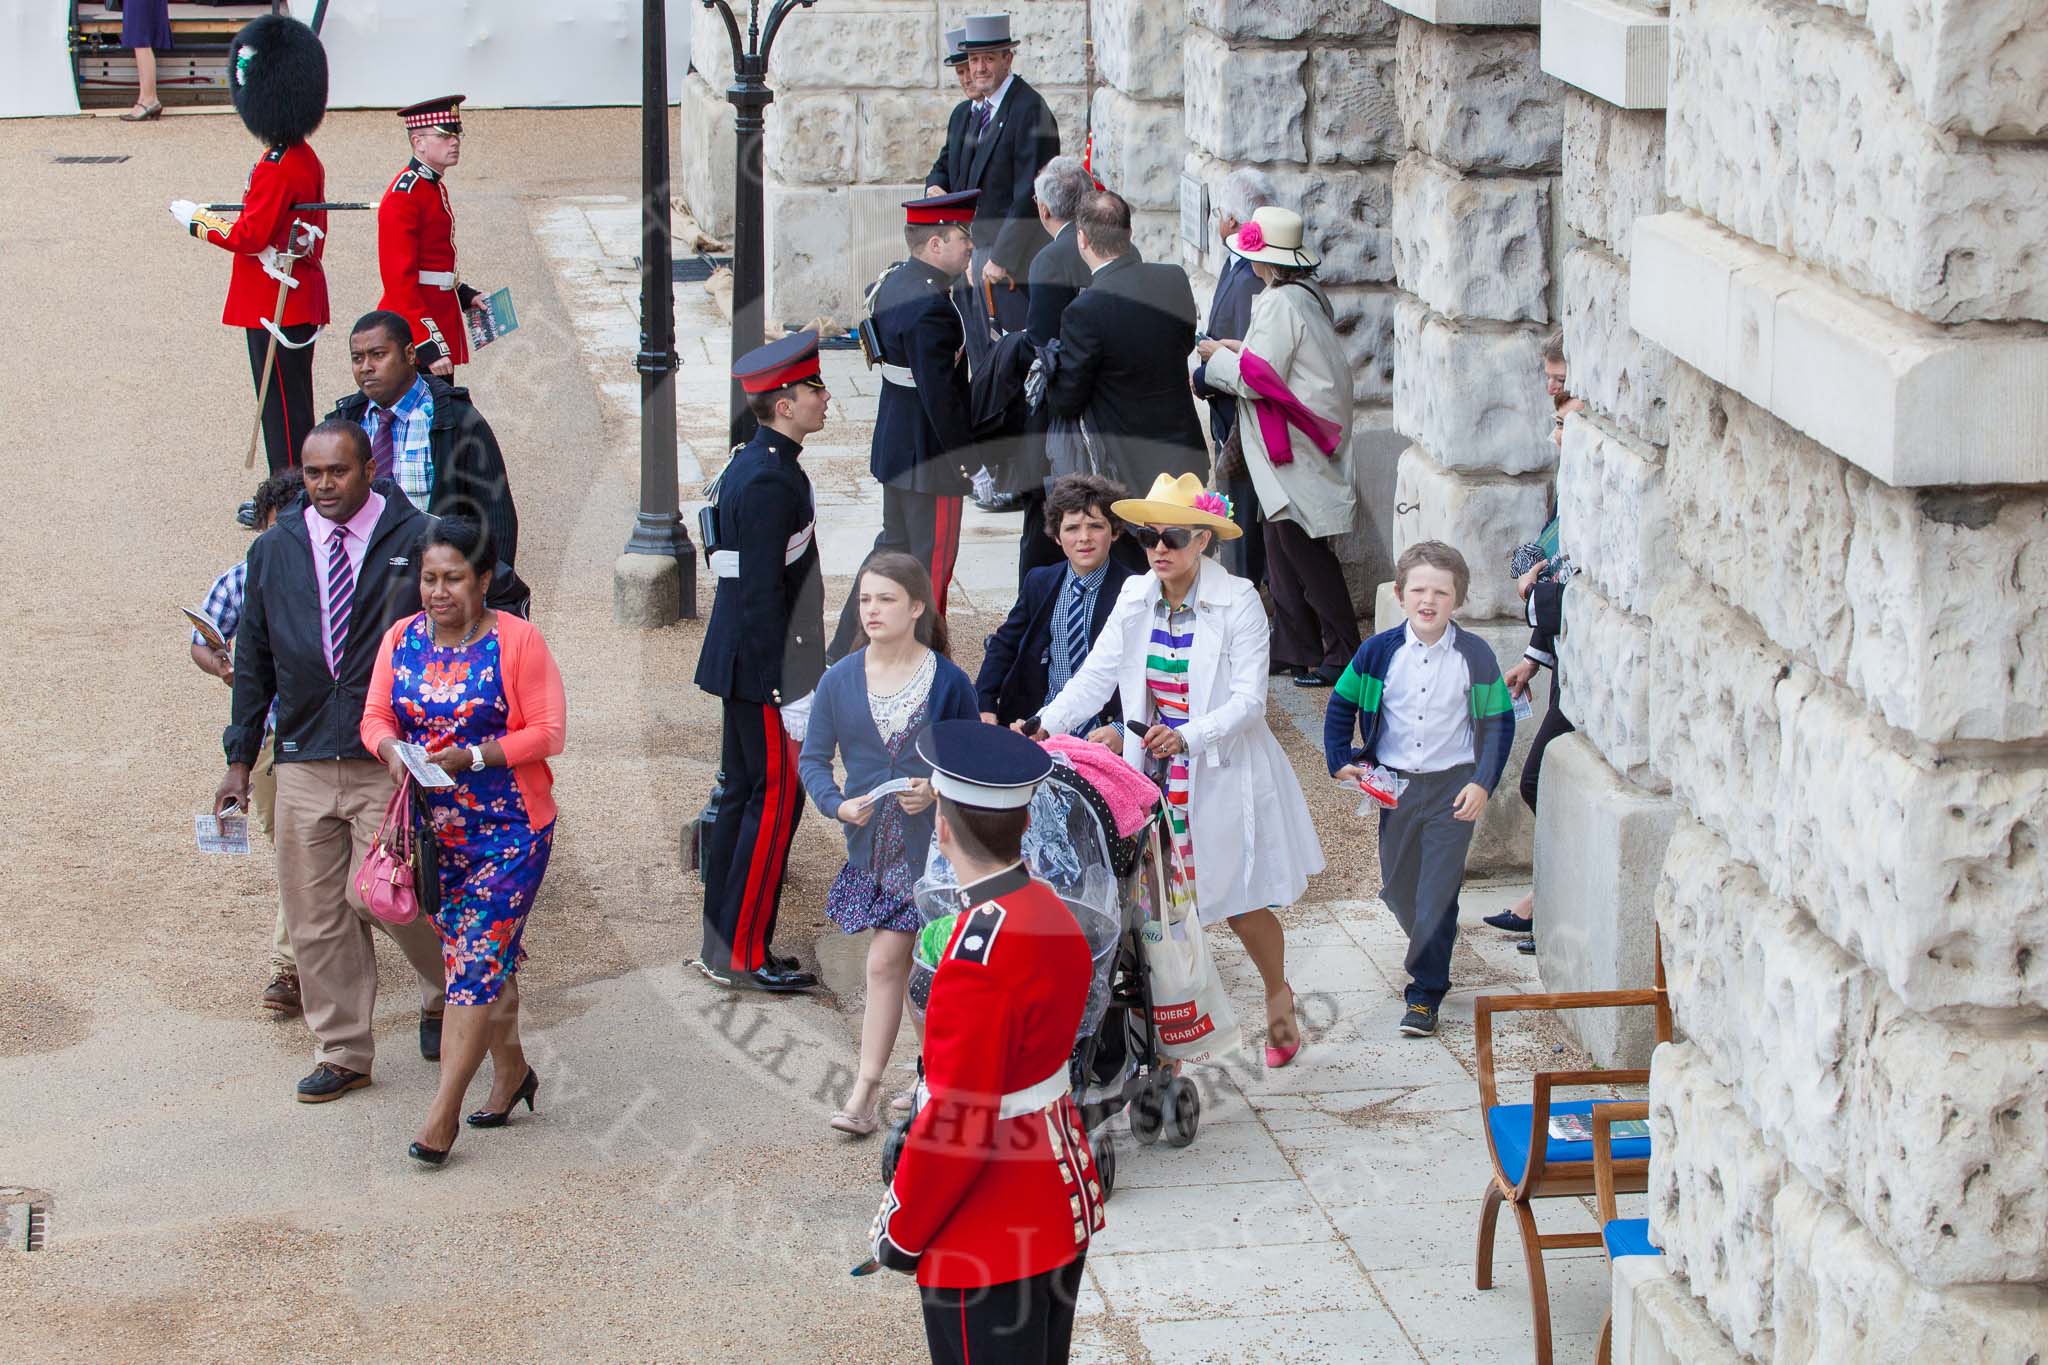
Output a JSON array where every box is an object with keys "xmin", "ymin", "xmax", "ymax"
[{"xmin": 0, "ymin": 107, "xmax": 1436, "ymax": 1361}]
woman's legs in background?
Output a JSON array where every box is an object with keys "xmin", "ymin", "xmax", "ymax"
[
  {"xmin": 844, "ymin": 929, "xmax": 915, "ymax": 1117},
  {"xmin": 135, "ymin": 48, "xmax": 159, "ymax": 109},
  {"xmin": 415, "ymin": 977, "xmax": 525, "ymax": 1150},
  {"xmin": 479, "ymin": 975, "xmax": 527, "ymax": 1110},
  {"xmin": 1226, "ymin": 908, "xmax": 1296, "ymax": 1049}
]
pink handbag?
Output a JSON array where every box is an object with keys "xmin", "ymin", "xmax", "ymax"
[{"xmin": 355, "ymin": 777, "xmax": 424, "ymax": 925}]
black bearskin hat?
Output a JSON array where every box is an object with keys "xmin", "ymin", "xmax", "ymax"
[{"xmin": 229, "ymin": 15, "xmax": 328, "ymax": 147}]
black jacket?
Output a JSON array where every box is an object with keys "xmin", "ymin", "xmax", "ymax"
[
  {"xmin": 327, "ymin": 375, "xmax": 521, "ymax": 566},
  {"xmin": 1192, "ymin": 254, "xmax": 1265, "ymax": 448},
  {"xmin": 694, "ymin": 426, "xmax": 827, "ymax": 706},
  {"xmin": 1046, "ymin": 254, "xmax": 1210, "ymax": 493},
  {"xmin": 1025, "ymin": 222, "xmax": 1090, "ymax": 344},
  {"xmin": 227, "ymin": 483, "xmax": 424, "ymax": 767},
  {"xmin": 926, "ymin": 76, "xmax": 1059, "ymax": 276},
  {"xmin": 975, "ymin": 559, "xmax": 1134, "ymax": 726},
  {"xmin": 869, "ymin": 257, "xmax": 975, "ymax": 495}
]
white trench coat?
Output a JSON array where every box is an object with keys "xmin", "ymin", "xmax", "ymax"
[{"xmin": 1038, "ymin": 557, "xmax": 1326, "ymax": 924}]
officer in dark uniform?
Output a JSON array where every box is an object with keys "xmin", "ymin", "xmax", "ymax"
[
  {"xmin": 868, "ymin": 720, "xmax": 1103, "ymax": 1365},
  {"xmin": 693, "ymin": 332, "xmax": 830, "ymax": 993},
  {"xmin": 827, "ymin": 190, "xmax": 981, "ymax": 660}
]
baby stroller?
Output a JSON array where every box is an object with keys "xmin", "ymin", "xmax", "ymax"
[{"xmin": 880, "ymin": 755, "xmax": 1203, "ymax": 1200}]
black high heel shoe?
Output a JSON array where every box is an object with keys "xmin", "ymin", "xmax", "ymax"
[
  {"xmin": 408, "ymin": 1138, "xmax": 452, "ymax": 1165},
  {"xmin": 466, "ymin": 1067, "xmax": 539, "ymax": 1128}
]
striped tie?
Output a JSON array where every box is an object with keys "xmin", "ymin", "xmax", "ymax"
[
  {"xmin": 326, "ymin": 524, "xmax": 354, "ymax": 674},
  {"xmin": 974, "ymin": 100, "xmax": 992, "ymax": 136},
  {"xmin": 1064, "ymin": 577, "xmax": 1090, "ymax": 679}
]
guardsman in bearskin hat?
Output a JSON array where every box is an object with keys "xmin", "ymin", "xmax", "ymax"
[
  {"xmin": 826, "ymin": 190, "xmax": 981, "ymax": 661},
  {"xmin": 378, "ymin": 95, "xmax": 492, "ymax": 375},
  {"xmin": 867, "ymin": 720, "xmax": 1104, "ymax": 1364},
  {"xmin": 168, "ymin": 14, "xmax": 329, "ymax": 499},
  {"xmin": 692, "ymin": 332, "xmax": 830, "ymax": 994}
]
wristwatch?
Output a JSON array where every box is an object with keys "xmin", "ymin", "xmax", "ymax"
[{"xmin": 469, "ymin": 745, "xmax": 486, "ymax": 772}]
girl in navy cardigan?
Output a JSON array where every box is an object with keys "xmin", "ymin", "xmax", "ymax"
[{"xmin": 798, "ymin": 553, "xmax": 978, "ymax": 1136}]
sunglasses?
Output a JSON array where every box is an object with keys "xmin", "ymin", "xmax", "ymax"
[{"xmin": 1131, "ymin": 526, "xmax": 1196, "ymax": 551}]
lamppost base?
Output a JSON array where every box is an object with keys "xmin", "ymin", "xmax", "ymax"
[{"xmin": 613, "ymin": 548, "xmax": 692, "ymax": 628}]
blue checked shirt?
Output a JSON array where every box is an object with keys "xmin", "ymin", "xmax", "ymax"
[
  {"xmin": 193, "ymin": 560, "xmax": 276, "ymax": 734},
  {"xmin": 361, "ymin": 375, "xmax": 435, "ymax": 503},
  {"xmin": 1045, "ymin": 561, "xmax": 1112, "ymax": 714}
]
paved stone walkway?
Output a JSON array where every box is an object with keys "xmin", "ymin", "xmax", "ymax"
[{"xmin": 535, "ymin": 197, "xmax": 1632, "ymax": 1363}]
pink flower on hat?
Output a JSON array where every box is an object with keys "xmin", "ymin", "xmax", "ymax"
[
  {"xmin": 1236, "ymin": 221, "xmax": 1265, "ymax": 252},
  {"xmin": 1193, "ymin": 490, "xmax": 1233, "ymax": 521}
]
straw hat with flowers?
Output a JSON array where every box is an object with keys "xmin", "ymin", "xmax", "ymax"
[{"xmin": 1110, "ymin": 473, "xmax": 1242, "ymax": 540}]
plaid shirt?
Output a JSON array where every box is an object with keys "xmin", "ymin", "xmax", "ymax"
[
  {"xmin": 362, "ymin": 375, "xmax": 436, "ymax": 503},
  {"xmin": 194, "ymin": 559, "xmax": 276, "ymax": 734},
  {"xmin": 1046, "ymin": 561, "xmax": 1111, "ymax": 704}
]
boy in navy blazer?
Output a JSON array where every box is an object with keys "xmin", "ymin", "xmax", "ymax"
[{"xmin": 975, "ymin": 475, "xmax": 1133, "ymax": 731}]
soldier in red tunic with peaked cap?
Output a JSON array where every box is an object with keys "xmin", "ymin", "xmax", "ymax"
[
  {"xmin": 869, "ymin": 719, "xmax": 1104, "ymax": 1365},
  {"xmin": 377, "ymin": 95, "xmax": 491, "ymax": 374}
]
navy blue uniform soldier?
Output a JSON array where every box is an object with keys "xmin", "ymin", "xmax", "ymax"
[
  {"xmin": 829, "ymin": 191, "xmax": 982, "ymax": 660},
  {"xmin": 694, "ymin": 331, "xmax": 830, "ymax": 993}
]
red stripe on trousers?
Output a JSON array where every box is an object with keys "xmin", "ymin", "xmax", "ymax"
[
  {"xmin": 959, "ymin": 1292, "xmax": 970, "ymax": 1364},
  {"xmin": 731, "ymin": 704, "xmax": 795, "ymax": 971},
  {"xmin": 931, "ymin": 495, "xmax": 961, "ymax": 615}
]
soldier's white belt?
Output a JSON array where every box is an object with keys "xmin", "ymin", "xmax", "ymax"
[
  {"xmin": 418, "ymin": 270, "xmax": 457, "ymax": 289},
  {"xmin": 879, "ymin": 363, "xmax": 916, "ymax": 388},
  {"xmin": 997, "ymin": 1067, "xmax": 1072, "ymax": 1120},
  {"xmin": 708, "ymin": 520, "xmax": 815, "ymax": 578}
]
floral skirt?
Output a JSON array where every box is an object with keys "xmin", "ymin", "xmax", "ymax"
[
  {"xmin": 825, "ymin": 861, "xmax": 920, "ymax": 935},
  {"xmin": 433, "ymin": 820, "xmax": 555, "ymax": 1004}
]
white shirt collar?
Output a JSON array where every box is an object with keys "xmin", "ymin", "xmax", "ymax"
[
  {"xmin": 1403, "ymin": 620, "xmax": 1457, "ymax": 652},
  {"xmin": 980, "ymin": 73, "xmax": 1016, "ymax": 119}
]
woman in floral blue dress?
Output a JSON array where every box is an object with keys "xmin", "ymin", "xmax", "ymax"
[{"xmin": 363, "ymin": 518, "xmax": 566, "ymax": 1165}]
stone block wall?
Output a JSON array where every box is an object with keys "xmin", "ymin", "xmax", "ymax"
[
  {"xmin": 1182, "ymin": 0, "xmax": 1408, "ymax": 603},
  {"xmin": 677, "ymin": 0, "xmax": 1091, "ymax": 325},
  {"xmin": 1594, "ymin": 0, "xmax": 2048, "ymax": 1357}
]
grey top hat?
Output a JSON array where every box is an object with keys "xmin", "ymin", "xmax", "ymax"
[
  {"xmin": 959, "ymin": 14, "xmax": 1016, "ymax": 49},
  {"xmin": 943, "ymin": 26, "xmax": 969, "ymax": 65}
]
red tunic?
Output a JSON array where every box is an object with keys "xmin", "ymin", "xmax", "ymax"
[
  {"xmin": 879, "ymin": 864, "xmax": 1105, "ymax": 1289},
  {"xmin": 190, "ymin": 143, "xmax": 329, "ymax": 330},
  {"xmin": 376, "ymin": 157, "xmax": 470, "ymax": 366}
]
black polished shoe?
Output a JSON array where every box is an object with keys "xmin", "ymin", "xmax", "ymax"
[
  {"xmin": 237, "ymin": 498, "xmax": 259, "ymax": 529},
  {"xmin": 408, "ymin": 1139, "xmax": 451, "ymax": 1166},
  {"xmin": 1483, "ymin": 911, "xmax": 1534, "ymax": 934},
  {"xmin": 467, "ymin": 1067, "xmax": 541, "ymax": 1128},
  {"xmin": 1291, "ymin": 667, "xmax": 1333, "ymax": 689},
  {"xmin": 296, "ymin": 1062, "xmax": 371, "ymax": 1103},
  {"xmin": 420, "ymin": 1010, "xmax": 444, "ymax": 1061},
  {"xmin": 767, "ymin": 949, "xmax": 805, "ymax": 974},
  {"xmin": 693, "ymin": 958, "xmax": 818, "ymax": 993}
]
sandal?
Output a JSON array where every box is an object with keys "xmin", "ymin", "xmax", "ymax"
[{"xmin": 830, "ymin": 1107, "xmax": 880, "ymax": 1137}]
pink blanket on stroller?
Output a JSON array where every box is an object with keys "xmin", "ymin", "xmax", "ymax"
[{"xmin": 1043, "ymin": 735, "xmax": 1161, "ymax": 838}]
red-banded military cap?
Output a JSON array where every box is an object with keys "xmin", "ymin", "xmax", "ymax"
[
  {"xmin": 735, "ymin": 329, "xmax": 824, "ymax": 392},
  {"xmin": 398, "ymin": 94, "xmax": 464, "ymax": 132},
  {"xmin": 905, "ymin": 189, "xmax": 981, "ymax": 225}
]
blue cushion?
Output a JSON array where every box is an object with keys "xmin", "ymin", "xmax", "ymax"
[
  {"xmin": 1485, "ymin": 1100, "xmax": 1653, "ymax": 1185},
  {"xmin": 1603, "ymin": 1218, "xmax": 1660, "ymax": 1260}
]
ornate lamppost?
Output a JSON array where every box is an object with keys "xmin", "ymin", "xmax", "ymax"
[
  {"xmin": 621, "ymin": 0, "xmax": 697, "ymax": 619},
  {"xmin": 699, "ymin": 0, "xmax": 818, "ymax": 448}
]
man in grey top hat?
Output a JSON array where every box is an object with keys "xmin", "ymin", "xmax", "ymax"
[
  {"xmin": 925, "ymin": 13, "xmax": 1061, "ymax": 370},
  {"xmin": 943, "ymin": 25, "xmax": 972, "ymax": 95}
]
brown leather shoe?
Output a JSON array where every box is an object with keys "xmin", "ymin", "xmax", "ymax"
[
  {"xmin": 296, "ymin": 1063, "xmax": 371, "ymax": 1103},
  {"xmin": 262, "ymin": 970, "xmax": 302, "ymax": 1015}
]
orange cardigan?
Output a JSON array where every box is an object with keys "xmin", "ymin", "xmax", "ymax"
[{"xmin": 361, "ymin": 612, "xmax": 567, "ymax": 829}]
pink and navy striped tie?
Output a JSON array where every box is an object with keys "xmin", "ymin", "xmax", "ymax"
[{"xmin": 326, "ymin": 524, "xmax": 354, "ymax": 674}]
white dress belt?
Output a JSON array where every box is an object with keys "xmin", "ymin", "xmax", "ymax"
[
  {"xmin": 879, "ymin": 363, "xmax": 916, "ymax": 388},
  {"xmin": 418, "ymin": 270, "xmax": 457, "ymax": 288},
  {"xmin": 709, "ymin": 520, "xmax": 816, "ymax": 579},
  {"xmin": 997, "ymin": 1067, "xmax": 1072, "ymax": 1120}
]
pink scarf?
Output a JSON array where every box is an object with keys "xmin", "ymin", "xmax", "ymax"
[{"xmin": 1238, "ymin": 349, "xmax": 1344, "ymax": 466}]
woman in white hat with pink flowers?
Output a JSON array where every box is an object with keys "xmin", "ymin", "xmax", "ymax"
[
  {"xmin": 1196, "ymin": 206, "xmax": 1363, "ymax": 689},
  {"xmin": 1027, "ymin": 473, "xmax": 1325, "ymax": 1067}
]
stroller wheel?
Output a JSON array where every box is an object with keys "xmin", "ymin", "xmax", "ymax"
[
  {"xmin": 880, "ymin": 1117, "xmax": 911, "ymax": 1185},
  {"xmin": 1091, "ymin": 1130, "xmax": 1118, "ymax": 1201},
  {"xmin": 1162, "ymin": 1076, "xmax": 1201, "ymax": 1149},
  {"xmin": 1130, "ymin": 1074, "xmax": 1167, "ymax": 1146}
]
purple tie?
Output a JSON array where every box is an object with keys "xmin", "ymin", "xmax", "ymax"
[
  {"xmin": 326, "ymin": 524, "xmax": 355, "ymax": 674},
  {"xmin": 974, "ymin": 100, "xmax": 992, "ymax": 136},
  {"xmin": 369, "ymin": 411, "xmax": 395, "ymax": 481}
]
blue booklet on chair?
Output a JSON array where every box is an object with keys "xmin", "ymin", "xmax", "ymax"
[{"xmin": 1549, "ymin": 1113, "xmax": 1650, "ymax": 1142}]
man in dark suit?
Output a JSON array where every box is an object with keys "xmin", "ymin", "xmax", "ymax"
[
  {"xmin": 925, "ymin": 13, "xmax": 1060, "ymax": 369},
  {"xmin": 828, "ymin": 192, "xmax": 981, "ymax": 660},
  {"xmin": 694, "ymin": 332, "xmax": 830, "ymax": 994},
  {"xmin": 976, "ymin": 474, "xmax": 1134, "ymax": 730},
  {"xmin": 1025, "ymin": 154, "xmax": 1095, "ymax": 346},
  {"xmin": 1045, "ymin": 190, "xmax": 1210, "ymax": 505},
  {"xmin": 1192, "ymin": 168, "xmax": 1276, "ymax": 585}
]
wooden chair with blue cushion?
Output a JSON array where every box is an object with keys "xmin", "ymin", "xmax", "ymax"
[
  {"xmin": 1473, "ymin": 972, "xmax": 1672, "ymax": 1365},
  {"xmin": 1592, "ymin": 1099, "xmax": 1660, "ymax": 1364}
]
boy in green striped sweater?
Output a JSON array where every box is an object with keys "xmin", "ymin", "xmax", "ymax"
[{"xmin": 1323, "ymin": 542, "xmax": 1516, "ymax": 1036}]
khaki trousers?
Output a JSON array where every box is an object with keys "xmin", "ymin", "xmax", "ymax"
[
  {"xmin": 250, "ymin": 733, "xmax": 295, "ymax": 972},
  {"xmin": 274, "ymin": 758, "xmax": 446, "ymax": 1073}
]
